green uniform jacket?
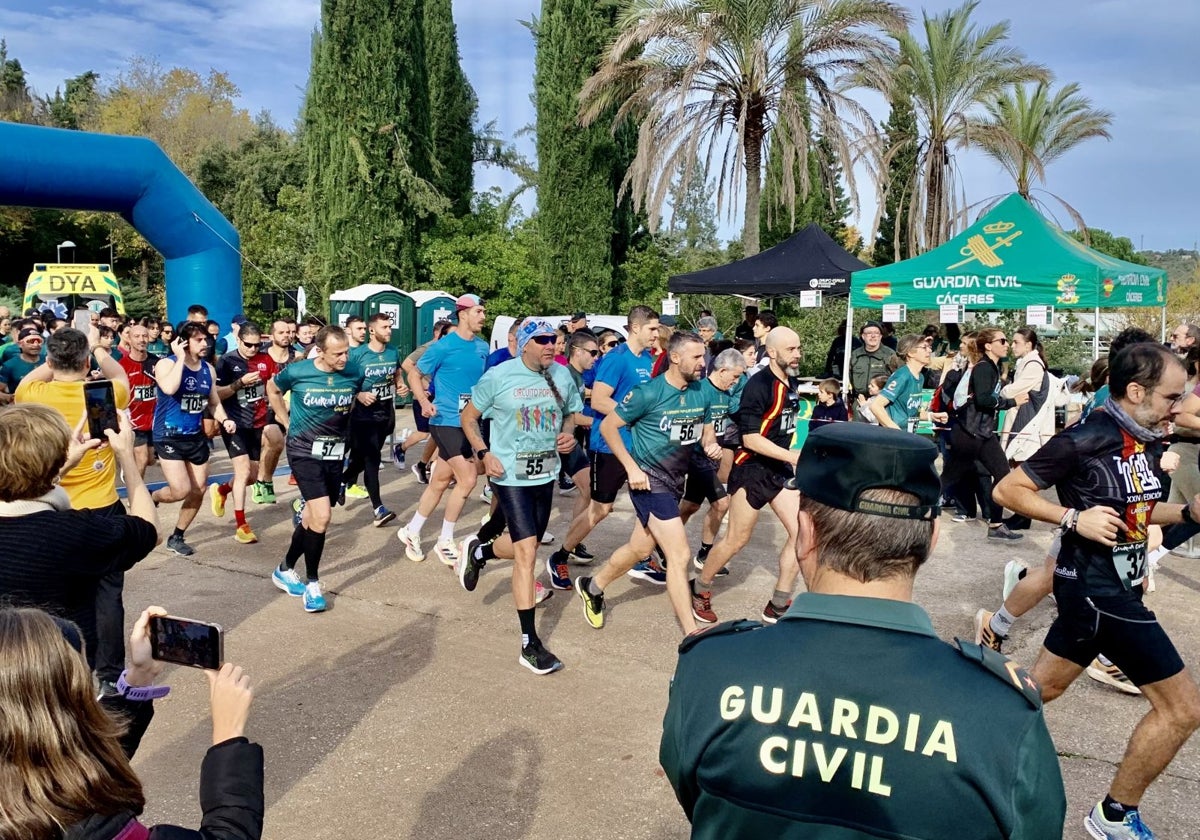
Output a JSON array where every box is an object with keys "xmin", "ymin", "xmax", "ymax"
[
  {"xmin": 849, "ymin": 346, "xmax": 897, "ymax": 396},
  {"xmin": 660, "ymin": 594, "xmax": 1064, "ymax": 839}
]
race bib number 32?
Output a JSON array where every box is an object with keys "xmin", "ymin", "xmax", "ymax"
[{"xmin": 1113, "ymin": 541, "xmax": 1147, "ymax": 590}]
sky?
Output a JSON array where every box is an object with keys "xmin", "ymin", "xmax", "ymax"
[{"xmin": 4, "ymin": 0, "xmax": 1199, "ymax": 251}]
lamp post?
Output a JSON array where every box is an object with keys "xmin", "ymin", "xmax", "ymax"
[{"xmin": 57, "ymin": 240, "xmax": 76, "ymax": 262}]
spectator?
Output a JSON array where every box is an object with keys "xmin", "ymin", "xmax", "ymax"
[
  {"xmin": 0, "ymin": 604, "xmax": 263, "ymax": 839},
  {"xmin": 822, "ymin": 319, "xmax": 862, "ymax": 379},
  {"xmin": 697, "ymin": 316, "xmax": 718, "ymax": 371},
  {"xmin": 567, "ymin": 311, "xmax": 589, "ymax": 334},
  {"xmin": 849, "ymin": 320, "xmax": 897, "ymax": 402},
  {"xmin": 881, "ymin": 321, "xmax": 898, "ymax": 350},
  {"xmin": 751, "ymin": 310, "xmax": 777, "ymax": 365},
  {"xmin": 810, "ymin": 378, "xmax": 848, "ymax": 429},
  {"xmin": 734, "ymin": 305, "xmax": 758, "ymax": 342},
  {"xmin": 0, "ymin": 313, "xmax": 11, "ymax": 343}
]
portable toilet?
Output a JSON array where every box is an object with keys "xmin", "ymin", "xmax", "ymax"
[
  {"xmin": 328, "ymin": 284, "xmax": 416, "ymax": 358},
  {"xmin": 407, "ymin": 290, "xmax": 457, "ymax": 344}
]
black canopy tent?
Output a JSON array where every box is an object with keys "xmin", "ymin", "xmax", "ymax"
[{"xmin": 667, "ymin": 223, "xmax": 868, "ymax": 298}]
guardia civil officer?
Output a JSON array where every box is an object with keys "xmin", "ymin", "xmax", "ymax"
[{"xmin": 660, "ymin": 422, "xmax": 1065, "ymax": 839}]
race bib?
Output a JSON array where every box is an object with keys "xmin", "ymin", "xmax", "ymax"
[
  {"xmin": 237, "ymin": 383, "xmax": 264, "ymax": 407},
  {"xmin": 180, "ymin": 393, "xmax": 206, "ymax": 414},
  {"xmin": 712, "ymin": 415, "xmax": 728, "ymax": 436},
  {"xmin": 1112, "ymin": 541, "xmax": 1147, "ymax": 589},
  {"xmin": 373, "ymin": 381, "xmax": 395, "ymax": 402},
  {"xmin": 458, "ymin": 393, "xmax": 471, "ymax": 411},
  {"xmin": 779, "ymin": 409, "xmax": 797, "ymax": 434},
  {"xmin": 518, "ymin": 450, "xmax": 556, "ymax": 480},
  {"xmin": 669, "ymin": 417, "xmax": 702, "ymax": 445},
  {"xmin": 311, "ymin": 436, "xmax": 346, "ymax": 461},
  {"xmin": 133, "ymin": 385, "xmax": 156, "ymax": 402}
]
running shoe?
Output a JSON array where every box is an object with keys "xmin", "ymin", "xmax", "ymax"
[
  {"xmin": 627, "ymin": 557, "xmax": 666, "ymax": 585},
  {"xmin": 558, "ymin": 474, "xmax": 577, "ymax": 495},
  {"xmin": 303, "ymin": 580, "xmax": 327, "ymax": 613},
  {"xmin": 761, "ymin": 599, "xmax": 792, "ymax": 624},
  {"xmin": 693, "ymin": 553, "xmax": 729, "ymax": 577},
  {"xmin": 391, "ymin": 443, "xmax": 406, "ymax": 470},
  {"xmin": 691, "ymin": 586, "xmax": 717, "ymax": 624},
  {"xmin": 1002, "ymin": 559, "xmax": 1026, "ymax": 602},
  {"xmin": 257, "ymin": 481, "xmax": 277, "ymax": 504},
  {"xmin": 519, "ymin": 639, "xmax": 564, "ymax": 675},
  {"xmin": 435, "ymin": 538, "xmax": 459, "ymax": 567},
  {"xmin": 346, "ymin": 484, "xmax": 369, "ymax": 500},
  {"xmin": 1086, "ymin": 658, "xmax": 1142, "ymax": 696},
  {"xmin": 540, "ymin": 531, "xmax": 555, "ymax": 545},
  {"xmin": 272, "ymin": 565, "xmax": 305, "ymax": 596},
  {"xmin": 287, "ymin": 473, "xmax": 297, "ymax": 486},
  {"xmin": 396, "ymin": 525, "xmax": 424, "ymax": 562},
  {"xmin": 973, "ymin": 608, "xmax": 1005, "ymax": 653},
  {"xmin": 251, "ymin": 482, "xmax": 266, "ymax": 504},
  {"xmin": 457, "ymin": 534, "xmax": 483, "ymax": 592},
  {"xmin": 292, "ymin": 498, "xmax": 305, "ymax": 528},
  {"xmin": 534, "ymin": 580, "xmax": 551, "ymax": 605},
  {"xmin": 951, "ymin": 512, "xmax": 975, "ymax": 523},
  {"xmin": 1084, "ymin": 802, "xmax": 1155, "ymax": 840},
  {"xmin": 373, "ymin": 506, "xmax": 396, "ymax": 527},
  {"xmin": 987, "ymin": 524, "xmax": 1023, "ymax": 541},
  {"xmin": 575, "ymin": 576, "xmax": 605, "ymax": 629},
  {"xmin": 209, "ymin": 483, "xmax": 227, "ymax": 518},
  {"xmin": 166, "ymin": 534, "xmax": 195, "ymax": 557},
  {"xmin": 234, "ymin": 524, "xmax": 258, "ymax": 544},
  {"xmin": 546, "ymin": 554, "xmax": 572, "ymax": 590},
  {"xmin": 412, "ymin": 462, "xmax": 429, "ymax": 484},
  {"xmin": 570, "ymin": 543, "xmax": 595, "ymax": 563},
  {"xmin": 480, "ymin": 484, "xmax": 493, "ymax": 504}
]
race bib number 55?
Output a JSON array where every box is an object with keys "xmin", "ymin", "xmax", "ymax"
[{"xmin": 518, "ymin": 450, "xmax": 556, "ymax": 480}]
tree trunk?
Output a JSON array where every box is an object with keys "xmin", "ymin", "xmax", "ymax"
[
  {"xmin": 742, "ymin": 114, "xmax": 764, "ymax": 257},
  {"xmin": 924, "ymin": 139, "xmax": 944, "ymax": 249}
]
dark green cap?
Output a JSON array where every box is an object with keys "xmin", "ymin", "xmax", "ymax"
[{"xmin": 787, "ymin": 423, "xmax": 941, "ymax": 520}]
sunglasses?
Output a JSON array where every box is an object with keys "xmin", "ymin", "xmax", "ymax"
[
  {"xmin": 530, "ymin": 335, "xmax": 556, "ymax": 346},
  {"xmin": 993, "ymin": 337, "xmax": 1008, "ymax": 345},
  {"xmin": 586, "ymin": 348, "xmax": 600, "ymax": 357}
]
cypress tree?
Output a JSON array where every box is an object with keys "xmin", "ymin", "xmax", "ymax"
[
  {"xmin": 425, "ymin": 0, "xmax": 477, "ymax": 217},
  {"xmin": 304, "ymin": 0, "xmax": 441, "ymax": 296},
  {"xmin": 874, "ymin": 93, "xmax": 917, "ymax": 265},
  {"xmin": 534, "ymin": 0, "xmax": 631, "ymax": 312}
]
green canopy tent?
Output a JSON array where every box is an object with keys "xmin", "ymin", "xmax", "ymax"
[{"xmin": 843, "ymin": 193, "xmax": 1167, "ymax": 390}]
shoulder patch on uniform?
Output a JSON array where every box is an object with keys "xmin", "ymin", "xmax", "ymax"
[
  {"xmin": 678, "ymin": 619, "xmax": 764, "ymax": 654},
  {"xmin": 953, "ymin": 638, "xmax": 1042, "ymax": 709}
]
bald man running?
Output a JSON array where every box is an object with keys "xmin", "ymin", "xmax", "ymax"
[{"xmin": 691, "ymin": 327, "xmax": 804, "ymax": 625}]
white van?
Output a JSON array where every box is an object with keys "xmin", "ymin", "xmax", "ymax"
[{"xmin": 488, "ymin": 314, "xmax": 629, "ymax": 352}]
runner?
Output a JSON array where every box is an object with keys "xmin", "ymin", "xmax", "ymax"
[
  {"xmin": 210, "ymin": 321, "xmax": 277, "ymax": 544},
  {"xmin": 692, "ymin": 327, "xmax": 804, "ymax": 624},
  {"xmin": 397, "ymin": 295, "xmax": 489, "ymax": 566},
  {"xmin": 456, "ymin": 318, "xmax": 582, "ymax": 675},
  {"xmin": 345, "ymin": 315, "xmax": 366, "ymax": 349},
  {"xmin": 254, "ymin": 318, "xmax": 301, "ymax": 504},
  {"xmin": 398, "ymin": 319, "xmax": 453, "ymax": 480},
  {"xmin": 574, "ymin": 332, "xmax": 720, "ymax": 633},
  {"xmin": 560, "ymin": 330, "xmax": 600, "ymax": 554},
  {"xmin": 151, "ymin": 322, "xmax": 237, "ymax": 557},
  {"xmin": 116, "ymin": 322, "xmax": 159, "ymax": 478},
  {"xmin": 993, "ymin": 342, "xmax": 1200, "ymax": 840},
  {"xmin": 679, "ymin": 348, "xmax": 746, "ymax": 572},
  {"xmin": 266, "ymin": 325, "xmax": 364, "ymax": 613},
  {"xmin": 342, "ymin": 312, "xmax": 408, "ymax": 525},
  {"xmin": 546, "ymin": 306, "xmax": 658, "ymax": 573}
]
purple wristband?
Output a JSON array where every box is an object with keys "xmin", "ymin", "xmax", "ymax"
[{"xmin": 116, "ymin": 670, "xmax": 170, "ymax": 702}]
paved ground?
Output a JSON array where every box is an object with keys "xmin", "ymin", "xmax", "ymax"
[{"xmin": 122, "ymin": 420, "xmax": 1199, "ymax": 839}]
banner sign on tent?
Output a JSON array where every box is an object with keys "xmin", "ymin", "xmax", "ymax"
[
  {"xmin": 1026, "ymin": 305, "xmax": 1054, "ymax": 327},
  {"xmin": 882, "ymin": 303, "xmax": 906, "ymax": 323},
  {"xmin": 660, "ymin": 297, "xmax": 678, "ymax": 316},
  {"xmin": 939, "ymin": 304, "xmax": 964, "ymax": 324},
  {"xmin": 799, "ymin": 290, "xmax": 822, "ymax": 308}
]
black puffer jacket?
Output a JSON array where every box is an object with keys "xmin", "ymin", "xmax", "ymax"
[{"xmin": 62, "ymin": 697, "xmax": 264, "ymax": 840}]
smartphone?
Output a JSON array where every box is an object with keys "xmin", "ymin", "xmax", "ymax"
[
  {"xmin": 83, "ymin": 380, "xmax": 120, "ymax": 440},
  {"xmin": 149, "ymin": 615, "xmax": 224, "ymax": 670},
  {"xmin": 73, "ymin": 309, "xmax": 92, "ymax": 332}
]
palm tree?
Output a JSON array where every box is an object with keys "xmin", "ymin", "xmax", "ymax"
[
  {"xmin": 578, "ymin": 0, "xmax": 909, "ymax": 256},
  {"xmin": 971, "ymin": 81, "xmax": 1113, "ymax": 229},
  {"xmin": 882, "ymin": 0, "xmax": 1049, "ymax": 251}
]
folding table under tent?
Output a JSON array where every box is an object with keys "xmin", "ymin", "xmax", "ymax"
[
  {"xmin": 843, "ymin": 193, "xmax": 1168, "ymax": 390},
  {"xmin": 668, "ymin": 222, "xmax": 869, "ymax": 299}
]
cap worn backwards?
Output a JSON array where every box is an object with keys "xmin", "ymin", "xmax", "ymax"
[
  {"xmin": 788, "ymin": 423, "xmax": 941, "ymax": 520},
  {"xmin": 455, "ymin": 293, "xmax": 483, "ymax": 311}
]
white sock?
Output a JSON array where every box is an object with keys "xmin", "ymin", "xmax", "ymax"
[
  {"xmin": 1147, "ymin": 546, "xmax": 1168, "ymax": 567},
  {"xmin": 990, "ymin": 606, "xmax": 1016, "ymax": 636},
  {"xmin": 407, "ymin": 512, "xmax": 427, "ymax": 535},
  {"xmin": 441, "ymin": 519, "xmax": 456, "ymax": 542}
]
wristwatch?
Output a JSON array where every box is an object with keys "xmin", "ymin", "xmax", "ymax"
[
  {"xmin": 475, "ymin": 448, "xmax": 490, "ymax": 460},
  {"xmin": 116, "ymin": 670, "xmax": 170, "ymax": 701}
]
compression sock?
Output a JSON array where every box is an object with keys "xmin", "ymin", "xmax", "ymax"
[
  {"xmin": 218, "ymin": 482, "xmax": 232, "ymax": 496},
  {"xmin": 406, "ymin": 512, "xmax": 427, "ymax": 536},
  {"xmin": 1101, "ymin": 794, "xmax": 1137, "ymax": 823},
  {"xmin": 475, "ymin": 543, "xmax": 496, "ymax": 562},
  {"xmin": 477, "ymin": 506, "xmax": 508, "ymax": 543},
  {"xmin": 440, "ymin": 519, "xmax": 457, "ymax": 543},
  {"xmin": 284, "ymin": 526, "xmax": 307, "ymax": 569},
  {"xmin": 771, "ymin": 589, "xmax": 791, "ymax": 610},
  {"xmin": 989, "ymin": 606, "xmax": 1016, "ymax": 637},
  {"xmin": 518, "ymin": 608, "xmax": 537, "ymax": 647},
  {"xmin": 234, "ymin": 509, "xmax": 247, "ymax": 527},
  {"xmin": 303, "ymin": 529, "xmax": 327, "ymax": 581}
]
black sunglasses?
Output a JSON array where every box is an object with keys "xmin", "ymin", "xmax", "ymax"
[
  {"xmin": 530, "ymin": 335, "xmax": 556, "ymax": 346},
  {"xmin": 586, "ymin": 348, "xmax": 600, "ymax": 357}
]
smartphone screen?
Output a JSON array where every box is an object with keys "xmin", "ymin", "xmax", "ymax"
[
  {"xmin": 83, "ymin": 380, "xmax": 119, "ymax": 441},
  {"xmin": 73, "ymin": 309, "xmax": 92, "ymax": 332},
  {"xmin": 149, "ymin": 615, "xmax": 224, "ymax": 670}
]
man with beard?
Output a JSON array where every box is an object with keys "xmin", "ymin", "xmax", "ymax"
[
  {"xmin": 994, "ymin": 342, "xmax": 1200, "ymax": 840},
  {"xmin": 254, "ymin": 318, "xmax": 302, "ymax": 504},
  {"xmin": 574, "ymin": 332, "xmax": 721, "ymax": 635},
  {"xmin": 116, "ymin": 322, "xmax": 160, "ymax": 477},
  {"xmin": 691, "ymin": 327, "xmax": 804, "ymax": 625}
]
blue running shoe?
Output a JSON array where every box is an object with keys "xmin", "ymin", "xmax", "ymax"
[
  {"xmin": 627, "ymin": 557, "xmax": 666, "ymax": 585},
  {"xmin": 272, "ymin": 565, "xmax": 305, "ymax": 597},
  {"xmin": 303, "ymin": 580, "xmax": 327, "ymax": 612},
  {"xmin": 546, "ymin": 553, "xmax": 572, "ymax": 590},
  {"xmin": 1085, "ymin": 802, "xmax": 1155, "ymax": 840}
]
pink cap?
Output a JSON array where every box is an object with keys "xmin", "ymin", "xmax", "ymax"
[{"xmin": 455, "ymin": 293, "xmax": 483, "ymax": 310}]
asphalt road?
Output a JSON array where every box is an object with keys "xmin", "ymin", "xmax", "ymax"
[{"xmin": 122, "ymin": 424, "xmax": 1199, "ymax": 839}]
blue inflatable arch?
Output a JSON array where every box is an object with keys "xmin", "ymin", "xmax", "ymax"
[{"xmin": 0, "ymin": 122, "xmax": 242, "ymax": 330}]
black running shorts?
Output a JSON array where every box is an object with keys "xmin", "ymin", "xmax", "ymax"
[
  {"xmin": 133, "ymin": 429, "xmax": 154, "ymax": 448},
  {"xmin": 431, "ymin": 425, "xmax": 473, "ymax": 461},
  {"xmin": 222, "ymin": 426, "xmax": 263, "ymax": 461},
  {"xmin": 288, "ymin": 449, "xmax": 344, "ymax": 503},
  {"xmin": 493, "ymin": 481, "xmax": 554, "ymax": 543},
  {"xmin": 155, "ymin": 434, "xmax": 210, "ymax": 466},
  {"xmin": 1044, "ymin": 587, "xmax": 1184, "ymax": 687},
  {"xmin": 589, "ymin": 451, "xmax": 627, "ymax": 505},
  {"xmin": 727, "ymin": 458, "xmax": 790, "ymax": 511},
  {"xmin": 683, "ymin": 462, "xmax": 727, "ymax": 506}
]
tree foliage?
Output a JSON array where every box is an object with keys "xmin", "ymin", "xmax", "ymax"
[
  {"xmin": 425, "ymin": 0, "xmax": 478, "ymax": 217},
  {"xmin": 872, "ymin": 91, "xmax": 917, "ymax": 265}
]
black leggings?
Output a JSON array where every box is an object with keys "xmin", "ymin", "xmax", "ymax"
[
  {"xmin": 941, "ymin": 426, "xmax": 1011, "ymax": 525},
  {"xmin": 344, "ymin": 415, "xmax": 393, "ymax": 507}
]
